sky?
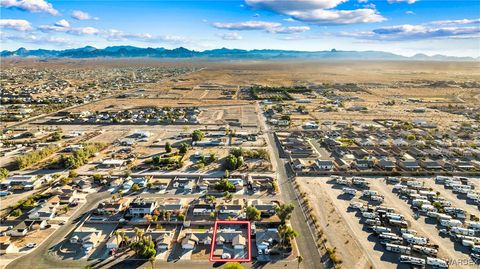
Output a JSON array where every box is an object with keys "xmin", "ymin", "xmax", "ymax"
[{"xmin": 0, "ymin": 0, "xmax": 479, "ymax": 57}]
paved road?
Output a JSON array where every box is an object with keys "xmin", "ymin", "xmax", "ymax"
[
  {"xmin": 266, "ymin": 133, "xmax": 324, "ymax": 269},
  {"xmin": 5, "ymin": 191, "xmax": 110, "ymax": 269},
  {"xmin": 257, "ymin": 101, "xmax": 323, "ymax": 269}
]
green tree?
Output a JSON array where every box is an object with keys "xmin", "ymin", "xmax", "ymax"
[
  {"xmin": 230, "ymin": 147, "xmax": 244, "ymax": 158},
  {"xmin": 223, "ymin": 191, "xmax": 233, "ymax": 201},
  {"xmin": 68, "ymin": 170, "xmax": 78, "ymax": 178},
  {"xmin": 192, "ymin": 130, "xmax": 205, "ymax": 142},
  {"xmin": 245, "ymin": 206, "xmax": 261, "ymax": 221},
  {"xmin": 51, "ymin": 131, "xmax": 62, "ymax": 141},
  {"xmin": 165, "ymin": 142, "xmax": 172, "ymax": 153},
  {"xmin": 297, "ymin": 255, "xmax": 303, "ymax": 269},
  {"xmin": 276, "ymin": 203, "xmax": 295, "ymax": 225},
  {"xmin": 0, "ymin": 168, "xmax": 9, "ymax": 180},
  {"xmin": 205, "ymin": 195, "xmax": 216, "ymax": 204},
  {"xmin": 225, "ymin": 154, "xmax": 238, "ymax": 170},
  {"xmin": 179, "ymin": 143, "xmax": 189, "ymax": 154},
  {"xmin": 278, "ymin": 224, "xmax": 298, "ymax": 247},
  {"xmin": 224, "ymin": 262, "xmax": 244, "ymax": 269},
  {"xmin": 11, "ymin": 208, "xmax": 22, "ymax": 217},
  {"xmin": 131, "ymin": 184, "xmax": 140, "ymax": 192}
]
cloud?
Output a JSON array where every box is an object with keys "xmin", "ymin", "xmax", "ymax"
[
  {"xmin": 387, "ymin": 0, "xmax": 418, "ymax": 4},
  {"xmin": 212, "ymin": 20, "xmax": 281, "ymax": 30},
  {"xmin": 405, "ymin": 11, "xmax": 415, "ymax": 15},
  {"xmin": 38, "ymin": 21, "xmax": 99, "ymax": 35},
  {"xmin": 288, "ymin": 8, "xmax": 385, "ymax": 24},
  {"xmin": 0, "ymin": 19, "xmax": 32, "ymax": 31},
  {"xmin": 0, "ymin": 0, "xmax": 58, "ymax": 15},
  {"xmin": 71, "ymin": 10, "xmax": 98, "ymax": 20},
  {"xmin": 245, "ymin": 0, "xmax": 385, "ymax": 25},
  {"xmin": 341, "ymin": 23, "xmax": 480, "ymax": 41},
  {"xmin": 54, "ymin": 19, "xmax": 70, "ymax": 28},
  {"xmin": 246, "ymin": 0, "xmax": 347, "ymax": 12},
  {"xmin": 105, "ymin": 29, "xmax": 186, "ymax": 43},
  {"xmin": 429, "ymin": 18, "xmax": 480, "ymax": 26},
  {"xmin": 68, "ymin": 27, "xmax": 99, "ymax": 35},
  {"xmin": 218, "ymin": 32, "xmax": 243, "ymax": 40},
  {"xmin": 1, "ymin": 31, "xmax": 72, "ymax": 45},
  {"xmin": 267, "ymin": 26, "xmax": 310, "ymax": 34}
]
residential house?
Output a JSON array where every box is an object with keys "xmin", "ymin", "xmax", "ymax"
[
  {"xmin": 1, "ymin": 175, "xmax": 40, "ymax": 190},
  {"xmin": 128, "ymin": 198, "xmax": 157, "ymax": 217},
  {"xmin": 316, "ymin": 159, "xmax": 333, "ymax": 171},
  {"xmin": 172, "ymin": 177, "xmax": 195, "ymax": 191},
  {"xmin": 8, "ymin": 220, "xmax": 47, "ymax": 237},
  {"xmin": 95, "ymin": 198, "xmax": 129, "ymax": 215},
  {"xmin": 334, "ymin": 158, "xmax": 349, "ymax": 171},
  {"xmin": 248, "ymin": 200, "xmax": 277, "ymax": 217},
  {"xmin": 157, "ymin": 198, "xmax": 183, "ymax": 217},
  {"xmin": 28, "ymin": 204, "xmax": 56, "ymax": 220},
  {"xmin": 156, "ymin": 232, "xmax": 173, "ymax": 250},
  {"xmin": 292, "ymin": 159, "xmax": 307, "ymax": 170},
  {"xmin": 219, "ymin": 199, "xmax": 244, "ymax": 218},
  {"xmin": 377, "ymin": 158, "xmax": 396, "ymax": 171},
  {"xmin": 181, "ymin": 233, "xmax": 199, "ymax": 250},
  {"xmin": 420, "ymin": 159, "xmax": 442, "ymax": 170},
  {"xmin": 192, "ymin": 203, "xmax": 216, "ymax": 216},
  {"xmin": 256, "ymin": 228, "xmax": 280, "ymax": 253},
  {"xmin": 101, "ymin": 159, "xmax": 126, "ymax": 168},
  {"xmin": 398, "ymin": 160, "xmax": 420, "ymax": 170},
  {"xmin": 70, "ymin": 227, "xmax": 102, "ymax": 252},
  {"xmin": 0, "ymin": 236, "xmax": 18, "ymax": 254}
]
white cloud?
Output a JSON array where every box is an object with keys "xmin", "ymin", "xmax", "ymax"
[
  {"xmin": 38, "ymin": 21, "xmax": 99, "ymax": 36},
  {"xmin": 288, "ymin": 8, "xmax": 385, "ymax": 24},
  {"xmin": 68, "ymin": 27, "xmax": 99, "ymax": 35},
  {"xmin": 267, "ymin": 26, "xmax": 310, "ymax": 34},
  {"xmin": 0, "ymin": 0, "xmax": 58, "ymax": 15},
  {"xmin": 105, "ymin": 29, "xmax": 186, "ymax": 43},
  {"xmin": 387, "ymin": 0, "xmax": 418, "ymax": 4},
  {"xmin": 245, "ymin": 0, "xmax": 385, "ymax": 25},
  {"xmin": 430, "ymin": 18, "xmax": 480, "ymax": 26},
  {"xmin": 212, "ymin": 20, "xmax": 281, "ymax": 30},
  {"xmin": 341, "ymin": 23, "xmax": 480, "ymax": 41},
  {"xmin": 0, "ymin": 19, "xmax": 32, "ymax": 31},
  {"xmin": 1, "ymin": 31, "xmax": 71, "ymax": 45},
  {"xmin": 54, "ymin": 19, "xmax": 70, "ymax": 28},
  {"xmin": 405, "ymin": 11, "xmax": 415, "ymax": 15},
  {"xmin": 246, "ymin": 0, "xmax": 347, "ymax": 12},
  {"xmin": 71, "ymin": 10, "xmax": 98, "ymax": 20},
  {"xmin": 218, "ymin": 32, "xmax": 243, "ymax": 40}
]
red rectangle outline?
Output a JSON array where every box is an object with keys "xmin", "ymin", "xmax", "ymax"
[{"xmin": 209, "ymin": 220, "xmax": 252, "ymax": 262}]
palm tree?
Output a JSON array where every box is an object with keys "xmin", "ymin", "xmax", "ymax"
[
  {"xmin": 133, "ymin": 227, "xmax": 140, "ymax": 242},
  {"xmin": 297, "ymin": 255, "xmax": 303, "ymax": 269},
  {"xmin": 149, "ymin": 256, "xmax": 155, "ymax": 269},
  {"xmin": 114, "ymin": 230, "xmax": 120, "ymax": 246}
]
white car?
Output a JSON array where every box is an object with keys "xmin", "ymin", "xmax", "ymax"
[{"xmin": 26, "ymin": 243, "xmax": 37, "ymax": 248}]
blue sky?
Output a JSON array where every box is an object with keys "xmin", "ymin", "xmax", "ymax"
[{"xmin": 1, "ymin": 0, "xmax": 479, "ymax": 56}]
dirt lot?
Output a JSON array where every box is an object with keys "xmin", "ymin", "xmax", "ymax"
[{"xmin": 299, "ymin": 178, "xmax": 374, "ymax": 269}]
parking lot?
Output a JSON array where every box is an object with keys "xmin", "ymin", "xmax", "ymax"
[{"xmin": 299, "ymin": 176, "xmax": 479, "ymax": 269}]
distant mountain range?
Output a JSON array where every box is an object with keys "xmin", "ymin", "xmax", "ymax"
[{"xmin": 1, "ymin": 46, "xmax": 477, "ymax": 61}]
